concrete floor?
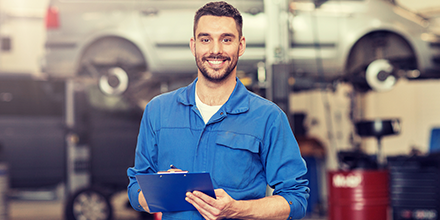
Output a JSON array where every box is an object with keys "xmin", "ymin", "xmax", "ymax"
[
  {"xmin": 8, "ymin": 191, "xmax": 140, "ymax": 220},
  {"xmin": 7, "ymin": 190, "xmax": 327, "ymax": 220}
]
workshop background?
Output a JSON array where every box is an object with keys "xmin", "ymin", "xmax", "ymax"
[{"xmin": 1, "ymin": 0, "xmax": 440, "ymax": 220}]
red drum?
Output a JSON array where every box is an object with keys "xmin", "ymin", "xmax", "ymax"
[{"xmin": 328, "ymin": 170, "xmax": 389, "ymax": 220}]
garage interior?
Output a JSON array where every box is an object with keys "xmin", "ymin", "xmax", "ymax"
[{"xmin": 1, "ymin": 0, "xmax": 440, "ymax": 220}]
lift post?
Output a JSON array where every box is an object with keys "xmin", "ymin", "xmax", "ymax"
[
  {"xmin": 264, "ymin": 0, "xmax": 292, "ymax": 197},
  {"xmin": 65, "ymin": 79, "xmax": 91, "ymax": 196},
  {"xmin": 264, "ymin": 0, "xmax": 291, "ymax": 115}
]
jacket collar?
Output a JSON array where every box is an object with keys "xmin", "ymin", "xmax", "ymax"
[{"xmin": 177, "ymin": 77, "xmax": 249, "ymax": 115}]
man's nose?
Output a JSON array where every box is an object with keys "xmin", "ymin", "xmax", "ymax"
[{"xmin": 210, "ymin": 41, "xmax": 222, "ymax": 54}]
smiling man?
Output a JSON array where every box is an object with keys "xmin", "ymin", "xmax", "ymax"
[
  {"xmin": 192, "ymin": 15, "xmax": 243, "ymax": 84},
  {"xmin": 127, "ymin": 2, "xmax": 309, "ymax": 220}
]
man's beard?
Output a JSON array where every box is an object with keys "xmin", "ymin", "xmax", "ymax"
[{"xmin": 196, "ymin": 52, "xmax": 239, "ymax": 83}]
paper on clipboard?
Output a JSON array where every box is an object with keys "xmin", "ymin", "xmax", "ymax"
[{"xmin": 135, "ymin": 172, "xmax": 216, "ymax": 212}]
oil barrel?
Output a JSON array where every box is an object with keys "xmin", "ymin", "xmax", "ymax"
[
  {"xmin": 328, "ymin": 170, "xmax": 389, "ymax": 220},
  {"xmin": 388, "ymin": 154, "xmax": 440, "ymax": 220}
]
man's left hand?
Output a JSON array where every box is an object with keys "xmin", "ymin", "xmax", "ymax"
[{"xmin": 185, "ymin": 188, "xmax": 238, "ymax": 220}]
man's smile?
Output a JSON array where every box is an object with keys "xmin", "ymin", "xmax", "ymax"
[
  {"xmin": 208, "ymin": 60, "xmax": 224, "ymax": 65},
  {"xmin": 203, "ymin": 55, "xmax": 230, "ymax": 68}
]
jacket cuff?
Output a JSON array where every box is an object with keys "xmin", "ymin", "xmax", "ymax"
[
  {"xmin": 128, "ymin": 183, "xmax": 145, "ymax": 212},
  {"xmin": 278, "ymin": 193, "xmax": 307, "ymax": 220}
]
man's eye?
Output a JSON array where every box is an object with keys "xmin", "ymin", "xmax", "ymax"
[
  {"xmin": 223, "ymin": 38, "xmax": 232, "ymax": 43},
  {"xmin": 201, "ymin": 39, "xmax": 210, "ymax": 43}
]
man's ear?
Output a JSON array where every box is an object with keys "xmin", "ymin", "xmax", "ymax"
[
  {"xmin": 239, "ymin": 36, "xmax": 246, "ymax": 57},
  {"xmin": 190, "ymin": 37, "xmax": 196, "ymax": 56}
]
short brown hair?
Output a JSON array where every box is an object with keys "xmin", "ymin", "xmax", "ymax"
[{"xmin": 193, "ymin": 1, "xmax": 243, "ymax": 38}]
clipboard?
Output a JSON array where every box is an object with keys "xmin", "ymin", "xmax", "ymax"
[{"xmin": 135, "ymin": 172, "xmax": 216, "ymax": 212}]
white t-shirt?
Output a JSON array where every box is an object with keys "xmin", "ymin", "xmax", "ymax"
[{"xmin": 195, "ymin": 92, "xmax": 222, "ymax": 124}]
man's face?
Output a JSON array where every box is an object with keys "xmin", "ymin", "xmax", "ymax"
[{"xmin": 190, "ymin": 15, "xmax": 246, "ymax": 83}]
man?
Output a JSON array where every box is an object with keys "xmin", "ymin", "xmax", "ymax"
[{"xmin": 127, "ymin": 1, "xmax": 309, "ymax": 220}]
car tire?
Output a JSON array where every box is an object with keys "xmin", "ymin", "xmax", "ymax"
[
  {"xmin": 345, "ymin": 31, "xmax": 416, "ymax": 92},
  {"xmin": 79, "ymin": 37, "xmax": 147, "ymax": 94},
  {"xmin": 78, "ymin": 37, "xmax": 151, "ymax": 109},
  {"xmin": 65, "ymin": 187, "xmax": 113, "ymax": 220}
]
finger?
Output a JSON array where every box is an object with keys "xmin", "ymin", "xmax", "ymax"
[
  {"xmin": 191, "ymin": 190, "xmax": 217, "ymax": 206},
  {"xmin": 214, "ymin": 188, "xmax": 226, "ymax": 198},
  {"xmin": 186, "ymin": 191, "xmax": 222, "ymax": 216},
  {"xmin": 185, "ymin": 191, "xmax": 212, "ymax": 209},
  {"xmin": 167, "ymin": 168, "xmax": 183, "ymax": 172},
  {"xmin": 185, "ymin": 195, "xmax": 215, "ymax": 220}
]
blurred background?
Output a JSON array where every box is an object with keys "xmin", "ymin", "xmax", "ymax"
[{"xmin": 0, "ymin": 0, "xmax": 440, "ymax": 219}]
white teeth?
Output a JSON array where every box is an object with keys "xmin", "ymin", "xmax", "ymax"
[{"xmin": 208, "ymin": 60, "xmax": 222, "ymax": 65}]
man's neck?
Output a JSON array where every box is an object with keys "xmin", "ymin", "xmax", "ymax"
[{"xmin": 196, "ymin": 74, "xmax": 236, "ymax": 106}]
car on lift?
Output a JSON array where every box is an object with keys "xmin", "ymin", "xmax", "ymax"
[
  {"xmin": 41, "ymin": 0, "xmax": 440, "ymax": 219},
  {"xmin": 42, "ymin": 0, "xmax": 440, "ymax": 100}
]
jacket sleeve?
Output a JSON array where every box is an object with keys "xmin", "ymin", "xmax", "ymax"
[
  {"xmin": 262, "ymin": 110, "xmax": 310, "ymax": 219},
  {"xmin": 127, "ymin": 104, "xmax": 159, "ymax": 212}
]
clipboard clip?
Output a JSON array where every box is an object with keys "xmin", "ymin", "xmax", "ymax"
[{"xmin": 157, "ymin": 164, "xmax": 188, "ymax": 174}]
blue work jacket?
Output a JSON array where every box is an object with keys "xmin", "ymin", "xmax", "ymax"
[{"xmin": 127, "ymin": 78, "xmax": 309, "ymax": 220}]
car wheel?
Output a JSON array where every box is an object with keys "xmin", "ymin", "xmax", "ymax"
[
  {"xmin": 345, "ymin": 31, "xmax": 417, "ymax": 92},
  {"xmin": 365, "ymin": 59, "xmax": 396, "ymax": 92},
  {"xmin": 65, "ymin": 187, "xmax": 113, "ymax": 220},
  {"xmin": 79, "ymin": 37, "xmax": 147, "ymax": 92},
  {"xmin": 98, "ymin": 66, "xmax": 129, "ymax": 96},
  {"xmin": 79, "ymin": 37, "xmax": 150, "ymax": 109},
  {"xmin": 79, "ymin": 37, "xmax": 193, "ymax": 110}
]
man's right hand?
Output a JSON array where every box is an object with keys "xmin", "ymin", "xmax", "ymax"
[{"xmin": 138, "ymin": 190, "xmax": 151, "ymax": 213}]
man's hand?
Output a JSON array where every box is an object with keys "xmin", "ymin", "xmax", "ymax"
[
  {"xmin": 138, "ymin": 191, "xmax": 151, "ymax": 213},
  {"xmin": 186, "ymin": 189, "xmax": 291, "ymax": 220},
  {"xmin": 185, "ymin": 189, "xmax": 238, "ymax": 220}
]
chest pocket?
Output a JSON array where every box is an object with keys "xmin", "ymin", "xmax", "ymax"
[{"xmin": 213, "ymin": 132, "xmax": 262, "ymax": 190}]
